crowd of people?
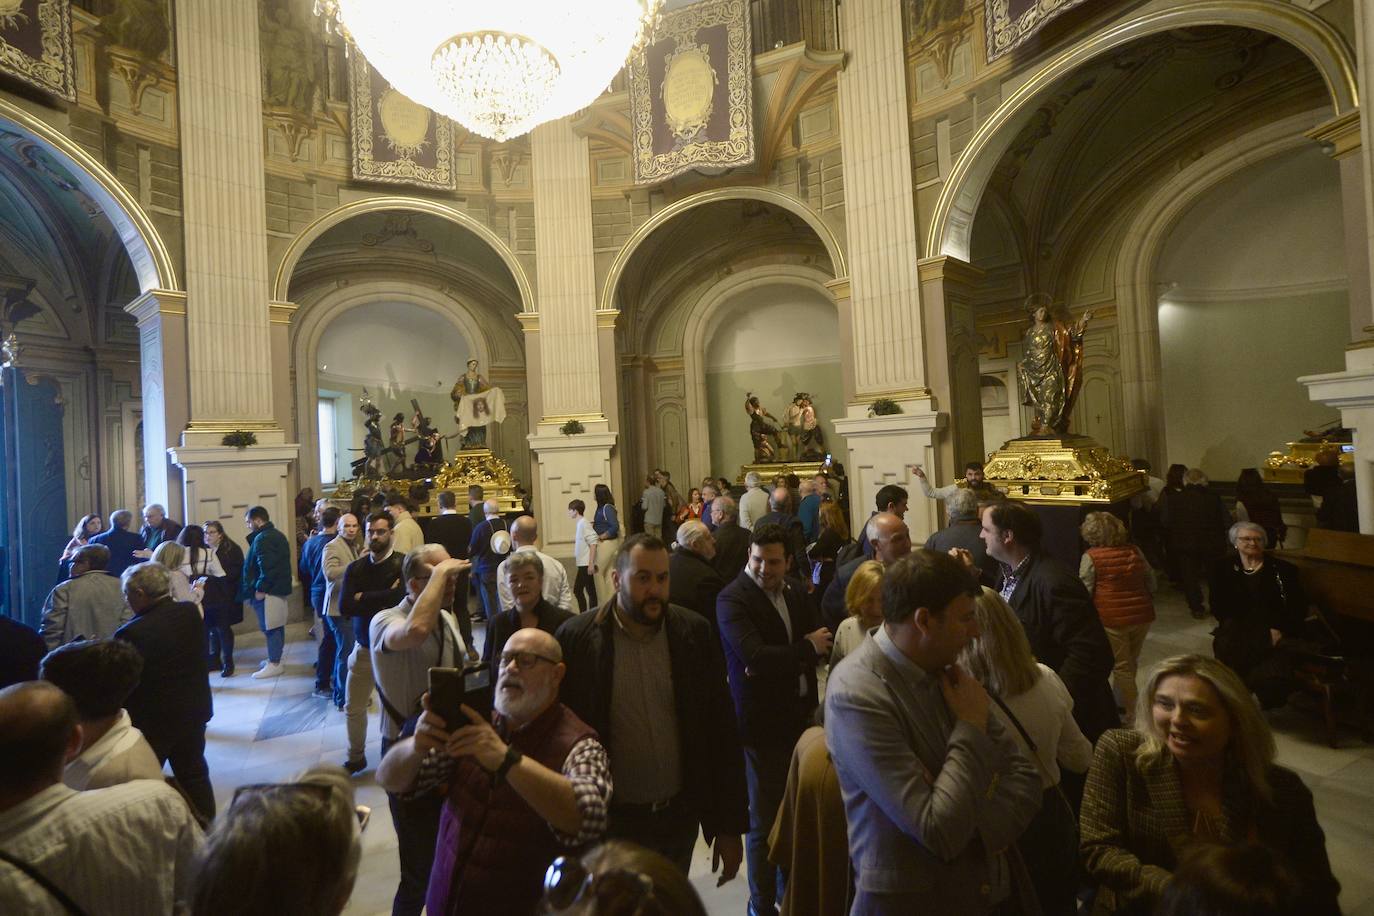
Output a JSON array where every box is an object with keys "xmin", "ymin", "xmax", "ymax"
[{"xmin": 0, "ymin": 457, "xmax": 1349, "ymax": 916}]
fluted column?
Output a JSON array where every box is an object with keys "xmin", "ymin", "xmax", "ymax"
[
  {"xmin": 836, "ymin": 0, "xmax": 926, "ymax": 398},
  {"xmin": 175, "ymin": 0, "xmax": 275, "ymax": 430},
  {"xmin": 531, "ymin": 118, "xmax": 604, "ymax": 421}
]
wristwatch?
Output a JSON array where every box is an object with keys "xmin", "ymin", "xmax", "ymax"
[{"xmin": 494, "ymin": 745, "xmax": 522, "ymax": 784}]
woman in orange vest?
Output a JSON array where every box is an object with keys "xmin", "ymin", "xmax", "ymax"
[{"xmin": 1080, "ymin": 511, "xmax": 1156, "ymax": 725}]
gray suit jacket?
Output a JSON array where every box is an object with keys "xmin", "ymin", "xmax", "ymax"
[
  {"xmin": 40, "ymin": 570, "xmax": 131, "ymax": 649},
  {"xmin": 824, "ymin": 629, "xmax": 1042, "ymax": 909}
]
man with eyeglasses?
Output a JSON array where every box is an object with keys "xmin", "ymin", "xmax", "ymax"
[
  {"xmin": 370, "ymin": 543, "xmax": 471, "ymax": 916},
  {"xmin": 557, "ymin": 532, "xmax": 747, "ymax": 879},
  {"xmin": 377, "ymin": 628, "xmax": 611, "ymax": 916}
]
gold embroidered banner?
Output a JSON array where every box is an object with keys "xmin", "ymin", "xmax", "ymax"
[
  {"xmin": 630, "ymin": 0, "xmax": 753, "ymax": 185},
  {"xmin": 985, "ymin": 0, "xmax": 1094, "ymax": 62},
  {"xmin": 348, "ymin": 53, "xmax": 456, "ymax": 190},
  {"xmin": 0, "ymin": 0, "xmax": 74, "ymax": 101}
]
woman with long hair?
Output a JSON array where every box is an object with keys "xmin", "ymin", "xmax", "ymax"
[
  {"xmin": 151, "ymin": 541, "xmax": 197, "ymax": 605},
  {"xmin": 1234, "ymin": 467, "xmax": 1286, "ymax": 548},
  {"xmin": 807, "ymin": 500, "xmax": 851, "ymax": 598},
  {"xmin": 59, "ymin": 513, "xmax": 103, "ymax": 579},
  {"xmin": 1079, "ymin": 511, "xmax": 1155, "ymax": 724},
  {"xmin": 1080, "ymin": 655, "xmax": 1339, "ymax": 915},
  {"xmin": 203, "ymin": 519, "xmax": 245, "ymax": 677},
  {"xmin": 960, "ymin": 588, "xmax": 1092, "ymax": 915},
  {"xmin": 590, "ymin": 484, "xmax": 620, "ymax": 604},
  {"xmin": 177, "ymin": 525, "xmax": 225, "ymax": 609},
  {"xmin": 830, "ymin": 559, "xmax": 882, "ymax": 668},
  {"xmin": 674, "ymin": 487, "xmax": 705, "ymax": 524}
]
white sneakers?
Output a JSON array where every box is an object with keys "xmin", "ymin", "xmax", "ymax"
[{"xmin": 252, "ymin": 661, "xmax": 284, "ymax": 679}]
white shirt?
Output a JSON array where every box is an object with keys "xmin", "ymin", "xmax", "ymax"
[
  {"xmin": 496, "ymin": 546, "xmax": 575, "ymax": 612},
  {"xmin": 995, "ymin": 663, "xmax": 1094, "ymax": 788},
  {"xmin": 63, "ymin": 710, "xmax": 164, "ymax": 790},
  {"xmin": 749, "ymin": 569, "xmax": 808, "ymax": 697},
  {"xmin": 370, "ymin": 597, "xmax": 466, "ymax": 740},
  {"xmin": 0, "ymin": 781, "xmax": 202, "ymax": 915},
  {"xmin": 573, "ymin": 517, "xmax": 599, "ymax": 567}
]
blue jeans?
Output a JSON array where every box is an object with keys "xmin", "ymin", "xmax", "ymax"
[
  {"xmin": 744, "ymin": 742, "xmax": 792, "ymax": 912},
  {"xmin": 324, "ymin": 615, "xmax": 355, "ymax": 707},
  {"xmin": 251, "ymin": 598, "xmax": 285, "ymax": 663},
  {"xmin": 476, "ymin": 569, "xmax": 501, "ymax": 620},
  {"xmin": 381, "ymin": 735, "xmax": 442, "ymax": 916}
]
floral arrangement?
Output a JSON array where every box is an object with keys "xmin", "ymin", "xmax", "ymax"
[
  {"xmin": 559, "ymin": 419, "xmax": 586, "ymax": 436},
  {"xmin": 221, "ymin": 430, "xmax": 258, "ymax": 448},
  {"xmin": 868, "ymin": 398, "xmax": 902, "ymax": 417}
]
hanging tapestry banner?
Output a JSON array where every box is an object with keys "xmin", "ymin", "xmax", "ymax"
[
  {"xmin": 348, "ymin": 53, "xmax": 456, "ymax": 190},
  {"xmin": 630, "ymin": 0, "xmax": 753, "ymax": 184},
  {"xmin": 984, "ymin": 0, "xmax": 1093, "ymax": 62},
  {"xmin": 0, "ymin": 0, "xmax": 75, "ymax": 101}
]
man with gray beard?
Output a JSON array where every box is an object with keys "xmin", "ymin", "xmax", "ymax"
[{"xmin": 376, "ymin": 628, "xmax": 611, "ymax": 916}]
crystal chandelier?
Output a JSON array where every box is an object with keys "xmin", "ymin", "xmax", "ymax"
[{"xmin": 314, "ymin": 0, "xmax": 663, "ymax": 141}]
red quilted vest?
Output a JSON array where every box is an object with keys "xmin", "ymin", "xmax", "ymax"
[
  {"xmin": 1087, "ymin": 546, "xmax": 1155, "ymax": 628},
  {"xmin": 426, "ymin": 702, "xmax": 598, "ymax": 916}
]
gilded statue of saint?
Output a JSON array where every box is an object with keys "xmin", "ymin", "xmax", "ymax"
[{"xmin": 1018, "ymin": 297, "xmax": 1092, "ymax": 436}]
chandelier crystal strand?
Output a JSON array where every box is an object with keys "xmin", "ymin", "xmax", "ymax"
[{"xmin": 321, "ymin": 0, "xmax": 664, "ymax": 140}]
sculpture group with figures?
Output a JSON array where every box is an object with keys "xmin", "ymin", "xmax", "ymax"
[{"xmin": 745, "ymin": 391, "xmax": 826, "ymax": 464}]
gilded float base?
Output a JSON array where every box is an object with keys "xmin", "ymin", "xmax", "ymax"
[
  {"xmin": 331, "ymin": 449, "xmax": 521, "ymax": 515},
  {"xmin": 737, "ymin": 460, "xmax": 829, "ymax": 486},
  {"xmin": 1263, "ymin": 439, "xmax": 1354, "ymax": 485},
  {"xmin": 984, "ymin": 435, "xmax": 1145, "ymax": 505}
]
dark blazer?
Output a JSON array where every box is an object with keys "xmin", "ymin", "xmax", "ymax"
[
  {"xmin": 426, "ymin": 512, "xmax": 473, "ymax": 560},
  {"xmin": 716, "ymin": 571, "xmax": 821, "ymax": 747},
  {"xmin": 556, "ymin": 601, "xmax": 750, "ymax": 842},
  {"xmin": 925, "ymin": 519, "xmax": 999, "ymax": 587},
  {"xmin": 468, "ymin": 516, "xmax": 508, "ymax": 575},
  {"xmin": 90, "ymin": 527, "xmax": 145, "ymax": 578},
  {"xmin": 1081, "ymin": 729, "xmax": 1340, "ymax": 915},
  {"xmin": 712, "ymin": 522, "xmax": 750, "ymax": 582},
  {"xmin": 116, "ymin": 596, "xmax": 213, "ymax": 734},
  {"xmin": 483, "ymin": 598, "xmax": 574, "ymax": 664},
  {"xmin": 754, "ymin": 511, "xmax": 809, "ymax": 575},
  {"xmin": 668, "ymin": 547, "xmax": 724, "ymax": 629},
  {"xmin": 0, "ymin": 616, "xmax": 46, "ymax": 689},
  {"xmin": 1002, "ymin": 552, "xmax": 1118, "ymax": 740},
  {"xmin": 820, "ymin": 556, "xmax": 866, "ymax": 632},
  {"xmin": 140, "ymin": 517, "xmax": 183, "ymax": 551}
]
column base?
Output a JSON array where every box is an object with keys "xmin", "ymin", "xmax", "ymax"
[
  {"xmin": 1300, "ymin": 345, "xmax": 1374, "ymax": 533},
  {"xmin": 528, "ymin": 427, "xmax": 618, "ymax": 558},
  {"xmin": 832, "ymin": 401, "xmax": 945, "ymax": 542}
]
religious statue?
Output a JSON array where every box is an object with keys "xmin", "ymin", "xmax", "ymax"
[
  {"xmin": 411, "ymin": 409, "xmax": 444, "ymax": 466},
  {"xmin": 451, "ymin": 359, "xmax": 505, "ymax": 450},
  {"xmin": 352, "ymin": 395, "xmax": 385, "ymax": 479},
  {"xmin": 793, "ymin": 392, "xmax": 825, "ymax": 459},
  {"xmin": 259, "ymin": 2, "xmax": 319, "ymax": 111},
  {"xmin": 744, "ymin": 392, "xmax": 781, "ymax": 463},
  {"xmin": 386, "ymin": 412, "xmax": 408, "ymax": 474},
  {"xmin": 1017, "ymin": 295, "xmax": 1092, "ymax": 436},
  {"xmin": 104, "ymin": 0, "xmax": 172, "ymax": 61}
]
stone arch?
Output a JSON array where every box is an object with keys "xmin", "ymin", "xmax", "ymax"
[
  {"xmin": 1113, "ymin": 110, "xmax": 1328, "ymax": 467},
  {"xmin": 926, "ymin": 0, "xmax": 1357, "ymax": 262},
  {"xmin": 272, "ymin": 196, "xmax": 535, "ymax": 311},
  {"xmin": 291, "ymin": 281, "xmax": 502, "ymax": 489},
  {"xmin": 600, "ymin": 187, "xmax": 847, "ymax": 314},
  {"xmin": 0, "ymin": 97, "xmax": 178, "ymax": 293}
]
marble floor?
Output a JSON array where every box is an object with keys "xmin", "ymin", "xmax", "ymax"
[{"xmin": 200, "ymin": 586, "xmax": 1373, "ymax": 916}]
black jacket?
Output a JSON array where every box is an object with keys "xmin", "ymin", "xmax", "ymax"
[
  {"xmin": 1001, "ymin": 552, "xmax": 1118, "ymax": 741},
  {"xmin": 484, "ymin": 598, "xmax": 574, "ymax": 664},
  {"xmin": 716, "ymin": 571, "xmax": 821, "ymax": 748},
  {"xmin": 424, "ymin": 513, "xmax": 473, "ymax": 560},
  {"xmin": 340, "ymin": 551, "xmax": 405, "ymax": 649},
  {"xmin": 668, "ymin": 547, "xmax": 724, "ymax": 629},
  {"xmin": 819, "ymin": 555, "xmax": 866, "ymax": 632},
  {"xmin": 754, "ymin": 511, "xmax": 809, "ymax": 576},
  {"xmin": 556, "ymin": 602, "xmax": 749, "ymax": 841},
  {"xmin": 116, "ymin": 596, "xmax": 213, "ymax": 734},
  {"xmin": 925, "ymin": 519, "xmax": 999, "ymax": 587},
  {"xmin": 712, "ymin": 522, "xmax": 750, "ymax": 582},
  {"xmin": 1160, "ymin": 485, "xmax": 1230, "ymax": 555}
]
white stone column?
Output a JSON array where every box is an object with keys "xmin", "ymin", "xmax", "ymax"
[
  {"xmin": 126, "ymin": 290, "xmax": 188, "ymax": 519},
  {"xmin": 527, "ymin": 118, "xmax": 617, "ymax": 557},
  {"xmin": 1351, "ymin": 1, "xmax": 1374, "ymax": 339},
  {"xmin": 168, "ymin": 0, "xmax": 297, "ymax": 554},
  {"xmin": 830, "ymin": 0, "xmax": 945, "ymax": 540},
  {"xmin": 1301, "ymin": 351, "xmax": 1374, "ymax": 533}
]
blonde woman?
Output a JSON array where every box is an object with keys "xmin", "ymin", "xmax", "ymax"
[
  {"xmin": 1079, "ymin": 511, "xmax": 1155, "ymax": 723},
  {"xmin": 830, "ymin": 560, "xmax": 883, "ymax": 668},
  {"xmin": 960, "ymin": 587, "xmax": 1092, "ymax": 915},
  {"xmin": 1080, "ymin": 655, "xmax": 1339, "ymax": 915},
  {"xmin": 151, "ymin": 541, "xmax": 200, "ymax": 608}
]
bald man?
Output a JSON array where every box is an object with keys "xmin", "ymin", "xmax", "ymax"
[
  {"xmin": 0, "ymin": 682, "xmax": 202, "ymax": 914},
  {"xmin": 496, "ymin": 516, "xmax": 574, "ymax": 613},
  {"xmin": 820, "ymin": 512, "xmax": 913, "ymax": 631}
]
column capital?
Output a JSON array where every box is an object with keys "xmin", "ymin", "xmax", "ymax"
[
  {"xmin": 825, "ymin": 276, "xmax": 851, "ymax": 301},
  {"xmin": 595, "ymin": 308, "xmax": 619, "ymax": 330},
  {"xmin": 268, "ymin": 300, "xmax": 298, "ymax": 325},
  {"xmin": 124, "ymin": 289, "xmax": 187, "ymax": 326},
  {"xmin": 917, "ymin": 255, "xmax": 984, "ymax": 285},
  {"xmin": 516, "ymin": 310, "xmax": 540, "ymax": 332},
  {"xmin": 1306, "ymin": 111, "xmax": 1362, "ymax": 159}
]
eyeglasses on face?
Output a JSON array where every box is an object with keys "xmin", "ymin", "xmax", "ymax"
[
  {"xmin": 498, "ymin": 650, "xmax": 560, "ymax": 671},
  {"xmin": 542, "ymin": 855, "xmax": 655, "ymax": 913},
  {"xmin": 231, "ymin": 782, "xmax": 371, "ymax": 832}
]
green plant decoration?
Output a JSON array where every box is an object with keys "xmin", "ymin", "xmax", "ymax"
[
  {"xmin": 222, "ymin": 430, "xmax": 258, "ymax": 448},
  {"xmin": 868, "ymin": 398, "xmax": 902, "ymax": 417},
  {"xmin": 559, "ymin": 419, "xmax": 586, "ymax": 436}
]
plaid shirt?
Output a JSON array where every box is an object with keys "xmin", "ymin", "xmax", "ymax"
[
  {"xmin": 410, "ymin": 736, "xmax": 611, "ymax": 846},
  {"xmin": 997, "ymin": 554, "xmax": 1032, "ymax": 603}
]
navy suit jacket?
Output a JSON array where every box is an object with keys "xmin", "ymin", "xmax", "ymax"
[{"xmin": 715, "ymin": 570, "xmax": 820, "ymax": 748}]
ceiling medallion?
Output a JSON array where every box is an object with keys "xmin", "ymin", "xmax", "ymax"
[{"xmin": 314, "ymin": 0, "xmax": 663, "ymax": 142}]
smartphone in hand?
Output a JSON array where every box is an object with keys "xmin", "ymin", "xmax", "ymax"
[{"xmin": 428, "ymin": 667, "xmax": 468, "ymax": 727}]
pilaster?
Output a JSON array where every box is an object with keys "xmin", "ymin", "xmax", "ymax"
[
  {"xmin": 919, "ymin": 255, "xmax": 987, "ymax": 484},
  {"xmin": 832, "ymin": 404, "xmax": 946, "ymax": 544},
  {"xmin": 835, "ymin": 0, "xmax": 927, "ymax": 397},
  {"xmin": 1308, "ymin": 111, "xmax": 1372, "ymax": 341},
  {"xmin": 526, "ymin": 430, "xmax": 619, "ymax": 559},
  {"xmin": 125, "ymin": 289, "xmax": 188, "ymax": 519},
  {"xmin": 1350, "ymin": 0, "xmax": 1374, "ymax": 343},
  {"xmin": 1300, "ymin": 344, "xmax": 1374, "ymax": 533}
]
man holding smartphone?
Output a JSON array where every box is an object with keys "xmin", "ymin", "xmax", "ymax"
[{"xmin": 370, "ymin": 543, "xmax": 471, "ymax": 916}]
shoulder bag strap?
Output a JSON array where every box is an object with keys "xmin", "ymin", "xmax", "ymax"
[
  {"xmin": 0, "ymin": 850, "xmax": 90, "ymax": 916},
  {"xmin": 991, "ymin": 692, "xmax": 1077, "ymax": 819}
]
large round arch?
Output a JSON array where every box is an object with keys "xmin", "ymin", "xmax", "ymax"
[
  {"xmin": 0, "ymin": 97, "xmax": 178, "ymax": 293},
  {"xmin": 600, "ymin": 187, "xmax": 848, "ymax": 313},
  {"xmin": 926, "ymin": 0, "xmax": 1357, "ymax": 262},
  {"xmin": 272, "ymin": 196, "xmax": 535, "ymax": 311}
]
